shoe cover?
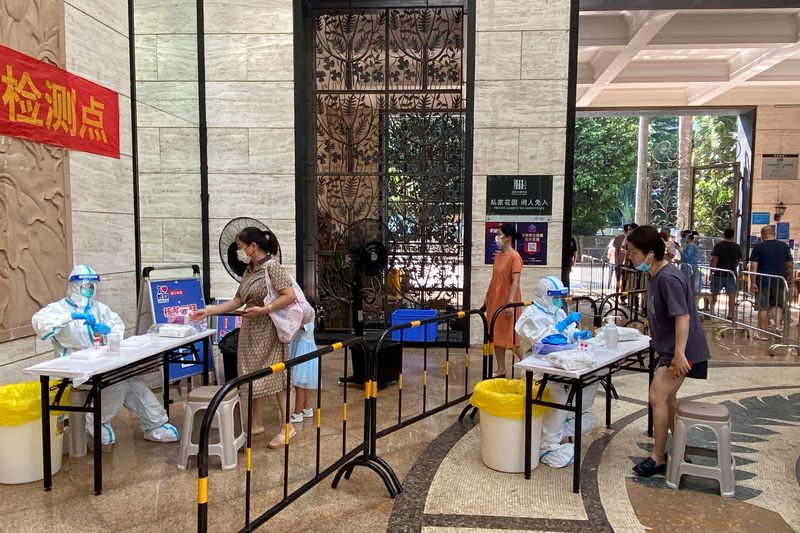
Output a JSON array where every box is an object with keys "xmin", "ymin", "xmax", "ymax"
[
  {"xmin": 540, "ymin": 443, "xmax": 574, "ymax": 468},
  {"xmin": 144, "ymin": 423, "xmax": 179, "ymax": 442},
  {"xmin": 86, "ymin": 421, "xmax": 115, "ymax": 445},
  {"xmin": 564, "ymin": 411, "xmax": 597, "ymax": 438}
]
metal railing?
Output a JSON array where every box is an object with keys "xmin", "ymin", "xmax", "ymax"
[{"xmin": 196, "ymin": 309, "xmax": 489, "ymax": 532}]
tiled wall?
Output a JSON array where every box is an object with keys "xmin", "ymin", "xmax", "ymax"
[
  {"xmin": 750, "ymin": 106, "xmax": 800, "ymax": 248},
  {"xmin": 134, "ymin": 0, "xmax": 203, "ymax": 283},
  {"xmin": 1, "ymin": 0, "xmax": 136, "ymax": 384},
  {"xmin": 471, "ymin": 0, "xmax": 572, "ymax": 327},
  {"xmin": 203, "ymin": 0, "xmax": 296, "ymax": 300}
]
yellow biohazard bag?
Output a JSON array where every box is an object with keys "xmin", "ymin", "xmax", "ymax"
[
  {"xmin": 0, "ymin": 381, "xmax": 70, "ymax": 426},
  {"xmin": 470, "ymin": 378, "xmax": 549, "ymax": 420}
]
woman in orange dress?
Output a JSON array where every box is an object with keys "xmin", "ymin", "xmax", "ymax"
[{"xmin": 483, "ymin": 223, "xmax": 523, "ymax": 377}]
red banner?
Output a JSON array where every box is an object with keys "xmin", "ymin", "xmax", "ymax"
[{"xmin": 0, "ymin": 44, "xmax": 119, "ymax": 158}]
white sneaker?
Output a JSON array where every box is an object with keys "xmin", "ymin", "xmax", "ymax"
[
  {"xmin": 301, "ymin": 408, "xmax": 313, "ymax": 418},
  {"xmin": 290, "ymin": 413, "xmax": 304, "ymax": 423},
  {"xmin": 86, "ymin": 421, "xmax": 115, "ymax": 445}
]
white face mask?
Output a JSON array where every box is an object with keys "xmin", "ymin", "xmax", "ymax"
[
  {"xmin": 495, "ymin": 235, "xmax": 503, "ymax": 246},
  {"xmin": 236, "ymin": 248, "xmax": 251, "ymax": 264}
]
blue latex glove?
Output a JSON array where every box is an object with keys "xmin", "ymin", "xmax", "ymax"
[
  {"xmin": 70, "ymin": 311, "xmax": 86, "ymax": 321},
  {"xmin": 542, "ymin": 333, "xmax": 569, "ymax": 345},
  {"xmin": 572, "ymin": 329, "xmax": 592, "ymax": 341},
  {"xmin": 92, "ymin": 323, "xmax": 112, "ymax": 335},
  {"xmin": 82, "ymin": 313, "xmax": 98, "ymax": 327},
  {"xmin": 555, "ymin": 311, "xmax": 582, "ymax": 333}
]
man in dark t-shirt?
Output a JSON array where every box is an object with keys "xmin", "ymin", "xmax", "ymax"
[
  {"xmin": 749, "ymin": 224, "xmax": 793, "ymax": 338},
  {"xmin": 709, "ymin": 227, "xmax": 742, "ymax": 320}
]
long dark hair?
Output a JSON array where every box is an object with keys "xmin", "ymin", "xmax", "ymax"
[
  {"xmin": 626, "ymin": 225, "xmax": 666, "ymax": 260},
  {"xmin": 237, "ymin": 226, "xmax": 279, "ymax": 256}
]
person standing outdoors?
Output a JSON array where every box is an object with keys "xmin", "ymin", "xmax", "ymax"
[
  {"xmin": 748, "ymin": 225, "xmax": 793, "ymax": 340},
  {"xmin": 625, "ymin": 226, "xmax": 710, "ymax": 477},
  {"xmin": 709, "ymin": 228, "xmax": 742, "ymax": 320},
  {"xmin": 611, "ymin": 224, "xmax": 630, "ymax": 293},
  {"xmin": 484, "ymin": 223, "xmax": 523, "ymax": 377}
]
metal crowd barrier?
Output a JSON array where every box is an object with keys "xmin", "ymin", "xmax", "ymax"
[
  {"xmin": 196, "ymin": 337, "xmax": 374, "ymax": 532},
  {"xmin": 579, "ymin": 254, "xmax": 613, "ymax": 298},
  {"xmin": 196, "ymin": 310, "xmax": 490, "ymax": 532}
]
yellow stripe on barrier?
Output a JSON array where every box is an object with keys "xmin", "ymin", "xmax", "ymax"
[
  {"xmin": 488, "ymin": 342, "xmax": 494, "ymax": 354},
  {"xmin": 524, "ymin": 300, "xmax": 533, "ymax": 306},
  {"xmin": 373, "ymin": 381, "xmax": 379, "ymax": 398},
  {"xmin": 316, "ymin": 408, "xmax": 321, "ymax": 428},
  {"xmin": 331, "ymin": 341, "xmax": 343, "ymax": 351},
  {"xmin": 285, "ymin": 423, "xmax": 291, "ymax": 443},
  {"xmin": 342, "ymin": 403, "xmax": 347, "ymax": 421},
  {"xmin": 410, "ymin": 320, "xmax": 421, "ymax": 327},
  {"xmin": 482, "ymin": 343, "xmax": 490, "ymax": 356},
  {"xmin": 398, "ymin": 373, "xmax": 403, "ymax": 390},
  {"xmin": 270, "ymin": 362, "xmax": 286, "ymax": 374},
  {"xmin": 423, "ymin": 370, "xmax": 428, "ymax": 386},
  {"xmin": 457, "ymin": 310, "xmax": 466, "ymax": 318},
  {"xmin": 445, "ymin": 360, "xmax": 450, "ymax": 376},
  {"xmin": 464, "ymin": 353, "xmax": 470, "ymax": 367},
  {"xmin": 198, "ymin": 477, "xmax": 208, "ymax": 504},
  {"xmin": 246, "ymin": 448, "xmax": 251, "ymax": 471},
  {"xmin": 364, "ymin": 380, "xmax": 372, "ymax": 400}
]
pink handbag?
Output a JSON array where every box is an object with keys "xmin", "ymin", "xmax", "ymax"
[{"xmin": 263, "ymin": 261, "xmax": 313, "ymax": 343}]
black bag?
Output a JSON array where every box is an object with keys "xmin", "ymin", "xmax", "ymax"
[{"xmin": 218, "ymin": 328, "xmax": 240, "ymax": 382}]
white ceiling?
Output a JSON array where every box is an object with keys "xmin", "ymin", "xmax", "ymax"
[{"xmin": 577, "ymin": 8, "xmax": 800, "ymax": 108}]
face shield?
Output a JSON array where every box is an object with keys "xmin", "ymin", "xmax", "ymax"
[
  {"xmin": 67, "ymin": 265, "xmax": 100, "ymax": 306},
  {"xmin": 534, "ymin": 276, "xmax": 568, "ymax": 313}
]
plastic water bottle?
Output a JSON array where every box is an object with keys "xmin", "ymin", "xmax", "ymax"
[{"xmin": 604, "ymin": 316, "xmax": 619, "ymax": 349}]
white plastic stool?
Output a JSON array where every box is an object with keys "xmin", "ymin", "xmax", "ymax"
[
  {"xmin": 177, "ymin": 386, "xmax": 245, "ymax": 471},
  {"xmin": 666, "ymin": 400, "xmax": 735, "ymax": 497}
]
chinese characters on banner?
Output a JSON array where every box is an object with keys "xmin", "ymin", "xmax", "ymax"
[
  {"xmin": 0, "ymin": 44, "xmax": 119, "ymax": 158},
  {"xmin": 486, "ymin": 175, "xmax": 553, "ymax": 222},
  {"xmin": 485, "ymin": 222, "xmax": 548, "ymax": 265}
]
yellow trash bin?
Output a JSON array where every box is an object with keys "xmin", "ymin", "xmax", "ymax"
[
  {"xmin": 0, "ymin": 382, "xmax": 68, "ymax": 484},
  {"xmin": 471, "ymin": 378, "xmax": 548, "ymax": 473}
]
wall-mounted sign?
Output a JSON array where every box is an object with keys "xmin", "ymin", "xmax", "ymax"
[
  {"xmin": 752, "ymin": 212, "xmax": 771, "ymax": 225},
  {"xmin": 776, "ymin": 221, "xmax": 790, "ymax": 240},
  {"xmin": 762, "ymin": 154, "xmax": 798, "ymax": 180},
  {"xmin": 485, "ymin": 222, "xmax": 548, "ymax": 265},
  {"xmin": 0, "ymin": 44, "xmax": 120, "ymax": 158},
  {"xmin": 486, "ymin": 175, "xmax": 552, "ymax": 222}
]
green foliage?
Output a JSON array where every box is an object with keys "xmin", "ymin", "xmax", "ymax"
[
  {"xmin": 572, "ymin": 116, "xmax": 639, "ymax": 235},
  {"xmin": 691, "ymin": 116, "xmax": 738, "ymax": 236}
]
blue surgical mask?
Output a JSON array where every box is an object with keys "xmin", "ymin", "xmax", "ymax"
[
  {"xmin": 80, "ymin": 285, "xmax": 95, "ymax": 298},
  {"xmin": 552, "ymin": 298, "xmax": 563, "ymax": 308},
  {"xmin": 636, "ymin": 253, "xmax": 653, "ymax": 273}
]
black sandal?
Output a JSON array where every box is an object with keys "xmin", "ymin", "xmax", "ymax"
[{"xmin": 633, "ymin": 457, "xmax": 666, "ymax": 477}]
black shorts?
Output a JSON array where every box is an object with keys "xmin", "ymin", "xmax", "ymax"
[{"xmin": 658, "ymin": 360, "xmax": 708, "ymax": 380}]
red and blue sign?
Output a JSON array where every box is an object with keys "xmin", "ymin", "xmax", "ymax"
[{"xmin": 147, "ymin": 277, "xmax": 212, "ymax": 381}]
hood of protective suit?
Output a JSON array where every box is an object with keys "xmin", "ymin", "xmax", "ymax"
[
  {"xmin": 67, "ymin": 264, "xmax": 100, "ymax": 308},
  {"xmin": 532, "ymin": 275, "xmax": 567, "ymax": 315}
]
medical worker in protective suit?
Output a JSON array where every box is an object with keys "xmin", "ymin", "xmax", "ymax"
[
  {"xmin": 31, "ymin": 265, "xmax": 179, "ymax": 445},
  {"xmin": 514, "ymin": 275, "xmax": 599, "ymax": 468}
]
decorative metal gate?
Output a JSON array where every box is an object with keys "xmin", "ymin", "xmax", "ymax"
[
  {"xmin": 648, "ymin": 138, "xmax": 690, "ymax": 229},
  {"xmin": 306, "ymin": 5, "xmax": 469, "ymax": 331}
]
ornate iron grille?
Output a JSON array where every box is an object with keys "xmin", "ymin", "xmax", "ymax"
[
  {"xmin": 648, "ymin": 139, "xmax": 690, "ymax": 229},
  {"xmin": 311, "ymin": 7, "xmax": 467, "ymax": 330}
]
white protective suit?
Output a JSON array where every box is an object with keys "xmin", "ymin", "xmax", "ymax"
[
  {"xmin": 514, "ymin": 275, "xmax": 599, "ymax": 468},
  {"xmin": 31, "ymin": 265, "xmax": 179, "ymax": 445}
]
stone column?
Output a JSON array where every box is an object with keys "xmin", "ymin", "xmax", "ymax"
[
  {"xmin": 635, "ymin": 115, "xmax": 649, "ymax": 226},
  {"xmin": 676, "ymin": 115, "xmax": 693, "ymax": 231}
]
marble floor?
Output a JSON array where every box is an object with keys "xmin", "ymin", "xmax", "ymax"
[{"xmin": 1, "ymin": 321, "xmax": 798, "ymax": 533}]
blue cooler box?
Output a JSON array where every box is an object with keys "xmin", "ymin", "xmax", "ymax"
[{"xmin": 391, "ymin": 309, "xmax": 438, "ymax": 342}]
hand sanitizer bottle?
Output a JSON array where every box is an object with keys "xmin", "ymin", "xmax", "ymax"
[{"xmin": 604, "ymin": 316, "xmax": 619, "ymax": 349}]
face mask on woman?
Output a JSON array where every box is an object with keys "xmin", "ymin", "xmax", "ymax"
[
  {"xmin": 495, "ymin": 235, "xmax": 504, "ymax": 246},
  {"xmin": 636, "ymin": 252, "xmax": 654, "ymax": 273},
  {"xmin": 236, "ymin": 248, "xmax": 251, "ymax": 264}
]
